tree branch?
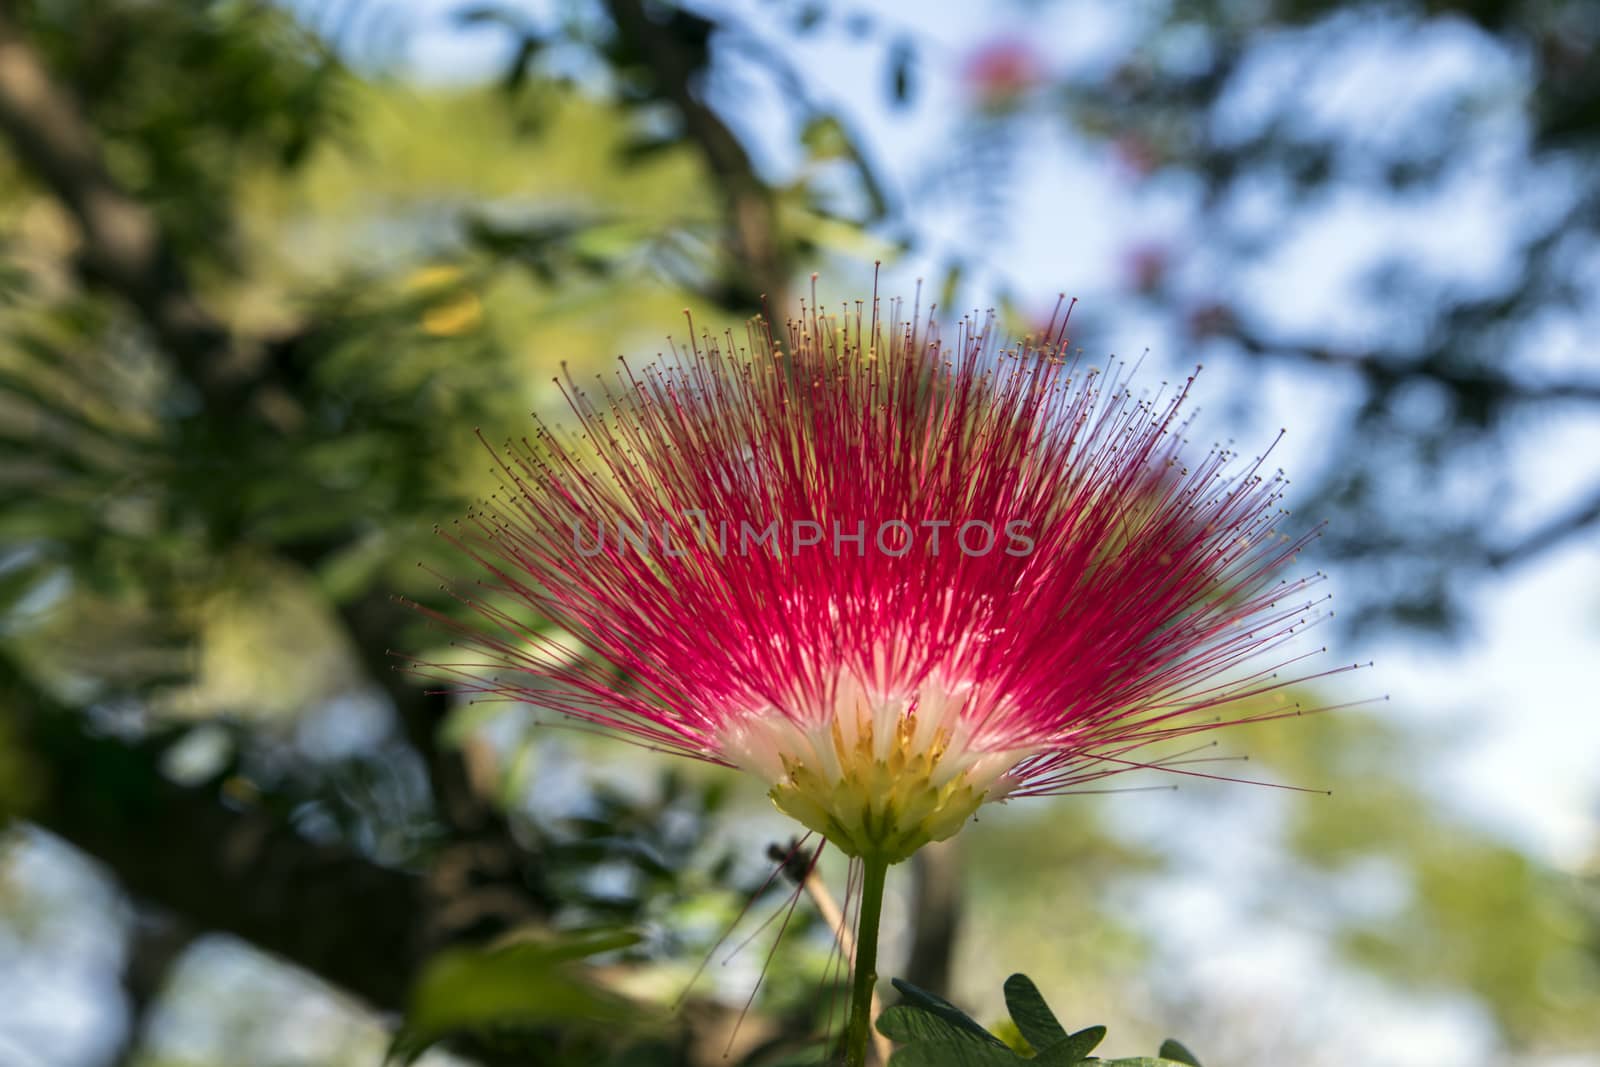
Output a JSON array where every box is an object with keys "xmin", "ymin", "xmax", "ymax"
[
  {"xmin": 903, "ymin": 840, "xmax": 962, "ymax": 997},
  {"xmin": 6, "ymin": 656, "xmax": 425, "ymax": 1011},
  {"xmin": 601, "ymin": 0, "xmax": 790, "ymax": 312},
  {"xmin": 1226, "ymin": 325, "xmax": 1600, "ymax": 567},
  {"xmin": 337, "ymin": 587, "xmax": 556, "ymax": 947},
  {"xmin": 1487, "ymin": 481, "xmax": 1600, "ymax": 569},
  {"xmin": 1228, "ymin": 324, "xmax": 1600, "ymax": 405}
]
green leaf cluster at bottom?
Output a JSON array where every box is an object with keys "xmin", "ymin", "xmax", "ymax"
[{"xmin": 875, "ymin": 974, "xmax": 1204, "ymax": 1067}]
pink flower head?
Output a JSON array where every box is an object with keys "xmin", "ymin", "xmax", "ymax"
[
  {"xmin": 423, "ymin": 288, "xmax": 1329, "ymax": 865},
  {"xmin": 961, "ymin": 38, "xmax": 1043, "ymax": 107}
]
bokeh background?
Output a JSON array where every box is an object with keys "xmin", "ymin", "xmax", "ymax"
[{"xmin": 2, "ymin": 1, "xmax": 1598, "ymax": 1065}]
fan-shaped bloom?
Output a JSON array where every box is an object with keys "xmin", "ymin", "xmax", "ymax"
[{"xmin": 425, "ymin": 289, "xmax": 1325, "ymax": 867}]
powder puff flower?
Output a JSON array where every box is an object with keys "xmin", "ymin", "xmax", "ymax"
[{"xmin": 421, "ymin": 286, "xmax": 1329, "ymax": 869}]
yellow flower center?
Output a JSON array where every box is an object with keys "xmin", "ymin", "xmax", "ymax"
[{"xmin": 719, "ymin": 674, "xmax": 1026, "ymax": 864}]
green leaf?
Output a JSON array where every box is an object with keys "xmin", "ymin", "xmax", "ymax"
[
  {"xmin": 888, "ymin": 978, "xmax": 1008, "ymax": 1047},
  {"xmin": 1001, "ymin": 973, "xmax": 1066, "ymax": 1051},
  {"xmin": 877, "ymin": 1005, "xmax": 995, "ymax": 1049},
  {"xmin": 1034, "ymin": 1026, "xmax": 1107, "ymax": 1065},
  {"xmin": 886, "ymin": 1038, "xmax": 1018, "ymax": 1067},
  {"xmin": 526, "ymin": 926, "xmax": 643, "ymax": 963},
  {"xmin": 881, "ymin": 976, "xmax": 1180, "ymax": 1067},
  {"xmin": 1157, "ymin": 1040, "xmax": 1202, "ymax": 1066},
  {"xmin": 388, "ymin": 929, "xmax": 651, "ymax": 1063},
  {"xmin": 745, "ymin": 1042, "xmax": 834, "ymax": 1067}
]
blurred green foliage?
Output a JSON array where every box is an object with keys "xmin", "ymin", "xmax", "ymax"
[
  {"xmin": 0, "ymin": 1, "xmax": 1596, "ymax": 1066},
  {"xmin": 1269, "ymin": 714, "xmax": 1600, "ymax": 1046},
  {"xmin": 391, "ymin": 929, "xmax": 652, "ymax": 1063}
]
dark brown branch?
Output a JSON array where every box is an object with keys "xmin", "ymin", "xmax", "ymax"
[
  {"xmin": 1228, "ymin": 325, "xmax": 1600, "ymax": 405},
  {"xmin": 902, "ymin": 840, "xmax": 962, "ymax": 996},
  {"xmin": 1487, "ymin": 482, "xmax": 1600, "ymax": 569},
  {"xmin": 336, "ymin": 588, "xmax": 555, "ymax": 947},
  {"xmin": 1227, "ymin": 324, "xmax": 1600, "ymax": 567},
  {"xmin": 6, "ymin": 657, "xmax": 426, "ymax": 1011},
  {"xmin": 601, "ymin": 0, "xmax": 790, "ymax": 312},
  {"xmin": 9, "ymin": 606, "xmax": 550, "ymax": 1020}
]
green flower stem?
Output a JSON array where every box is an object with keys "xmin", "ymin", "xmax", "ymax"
[{"xmin": 843, "ymin": 855, "xmax": 889, "ymax": 1067}]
